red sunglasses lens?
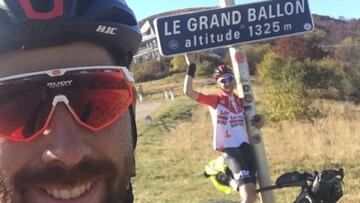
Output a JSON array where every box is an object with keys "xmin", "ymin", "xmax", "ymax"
[
  {"xmin": 67, "ymin": 72, "xmax": 132, "ymax": 129},
  {"xmin": 0, "ymin": 69, "xmax": 132, "ymax": 141},
  {"xmin": 0, "ymin": 79, "xmax": 52, "ymax": 140}
]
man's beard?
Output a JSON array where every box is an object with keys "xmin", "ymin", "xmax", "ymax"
[{"xmin": 0, "ymin": 157, "xmax": 132, "ymax": 203}]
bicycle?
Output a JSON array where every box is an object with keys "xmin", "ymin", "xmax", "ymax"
[
  {"xmin": 257, "ymin": 168, "xmax": 344, "ymax": 203},
  {"xmin": 204, "ymin": 157, "xmax": 344, "ymax": 203}
]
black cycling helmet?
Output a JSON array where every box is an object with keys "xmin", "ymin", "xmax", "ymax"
[
  {"xmin": 213, "ymin": 64, "xmax": 233, "ymax": 80},
  {"xmin": 0, "ymin": 0, "xmax": 142, "ymax": 62}
]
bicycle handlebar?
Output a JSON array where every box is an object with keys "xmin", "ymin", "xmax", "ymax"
[{"xmin": 256, "ymin": 168, "xmax": 344, "ymax": 193}]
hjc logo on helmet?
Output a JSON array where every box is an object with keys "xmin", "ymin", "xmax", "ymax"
[
  {"xmin": 96, "ymin": 25, "xmax": 118, "ymax": 35},
  {"xmin": 19, "ymin": 0, "xmax": 64, "ymax": 20}
]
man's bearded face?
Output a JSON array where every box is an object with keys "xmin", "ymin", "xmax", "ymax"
[{"xmin": 0, "ymin": 42, "xmax": 135, "ymax": 203}]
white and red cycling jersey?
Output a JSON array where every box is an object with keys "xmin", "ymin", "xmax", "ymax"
[{"xmin": 197, "ymin": 91, "xmax": 249, "ymax": 151}]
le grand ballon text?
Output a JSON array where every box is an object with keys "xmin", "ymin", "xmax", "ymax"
[{"xmin": 163, "ymin": 0, "xmax": 307, "ymax": 48}]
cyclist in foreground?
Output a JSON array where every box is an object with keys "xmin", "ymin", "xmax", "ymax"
[
  {"xmin": 0, "ymin": 0, "xmax": 141, "ymax": 202},
  {"xmin": 183, "ymin": 53, "xmax": 263, "ymax": 203}
]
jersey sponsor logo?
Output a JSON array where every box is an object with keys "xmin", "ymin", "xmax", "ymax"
[
  {"xmin": 220, "ymin": 110, "xmax": 229, "ymax": 116},
  {"xmin": 217, "ymin": 110, "xmax": 229, "ymax": 125},
  {"xmin": 217, "ymin": 120, "xmax": 227, "ymax": 125},
  {"xmin": 19, "ymin": 0, "xmax": 64, "ymax": 20},
  {"xmin": 217, "ymin": 115, "xmax": 228, "ymax": 121},
  {"xmin": 229, "ymin": 115, "xmax": 244, "ymax": 127},
  {"xmin": 229, "ymin": 119, "xmax": 244, "ymax": 127},
  {"xmin": 96, "ymin": 25, "xmax": 118, "ymax": 35}
]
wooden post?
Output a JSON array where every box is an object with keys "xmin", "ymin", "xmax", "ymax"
[{"xmin": 219, "ymin": 0, "xmax": 275, "ymax": 202}]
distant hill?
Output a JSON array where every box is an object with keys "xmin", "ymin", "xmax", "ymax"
[
  {"xmin": 139, "ymin": 7, "xmax": 360, "ymax": 45},
  {"xmin": 313, "ymin": 15, "xmax": 360, "ymax": 44}
]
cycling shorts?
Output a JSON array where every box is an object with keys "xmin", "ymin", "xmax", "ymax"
[{"xmin": 222, "ymin": 143, "xmax": 257, "ymax": 187}]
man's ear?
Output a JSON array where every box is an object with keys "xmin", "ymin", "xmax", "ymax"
[
  {"xmin": 131, "ymin": 155, "xmax": 136, "ymax": 177},
  {"xmin": 129, "ymin": 86, "xmax": 137, "ymax": 175},
  {"xmin": 132, "ymin": 86, "xmax": 137, "ymax": 109},
  {"xmin": 128, "ymin": 104, "xmax": 137, "ymax": 150}
]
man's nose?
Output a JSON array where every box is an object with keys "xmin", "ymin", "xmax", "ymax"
[{"xmin": 41, "ymin": 103, "xmax": 92, "ymax": 166}]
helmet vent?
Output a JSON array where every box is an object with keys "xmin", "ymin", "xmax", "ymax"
[
  {"xmin": 75, "ymin": 0, "xmax": 95, "ymax": 16},
  {"xmin": 29, "ymin": 0, "xmax": 54, "ymax": 12}
]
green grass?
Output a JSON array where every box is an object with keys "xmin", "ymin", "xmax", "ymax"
[{"xmin": 134, "ymin": 96, "xmax": 239, "ymax": 203}]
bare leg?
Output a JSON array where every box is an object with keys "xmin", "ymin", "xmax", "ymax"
[{"xmin": 239, "ymin": 182, "xmax": 256, "ymax": 203}]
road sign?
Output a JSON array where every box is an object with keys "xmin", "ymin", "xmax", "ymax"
[{"xmin": 154, "ymin": 0, "xmax": 314, "ymax": 56}]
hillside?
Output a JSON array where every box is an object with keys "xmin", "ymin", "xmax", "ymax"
[{"xmin": 313, "ymin": 15, "xmax": 360, "ymax": 44}]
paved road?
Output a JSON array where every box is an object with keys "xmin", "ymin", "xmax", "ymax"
[{"xmin": 135, "ymin": 101, "xmax": 161, "ymax": 120}]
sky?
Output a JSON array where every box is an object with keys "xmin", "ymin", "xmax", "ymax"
[{"xmin": 127, "ymin": 0, "xmax": 360, "ymax": 21}]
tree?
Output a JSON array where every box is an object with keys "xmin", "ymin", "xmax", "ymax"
[
  {"xmin": 273, "ymin": 36, "xmax": 312, "ymax": 61},
  {"xmin": 132, "ymin": 60, "xmax": 165, "ymax": 82},
  {"xmin": 303, "ymin": 28, "xmax": 326, "ymax": 43},
  {"xmin": 334, "ymin": 37, "xmax": 360, "ymax": 64},
  {"xmin": 257, "ymin": 51, "xmax": 311, "ymax": 120},
  {"xmin": 243, "ymin": 43, "xmax": 271, "ymax": 75},
  {"xmin": 303, "ymin": 28, "xmax": 328, "ymax": 59},
  {"xmin": 170, "ymin": 55, "xmax": 187, "ymax": 73}
]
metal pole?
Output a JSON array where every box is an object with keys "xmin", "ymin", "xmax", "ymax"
[{"xmin": 219, "ymin": 1, "xmax": 275, "ymax": 202}]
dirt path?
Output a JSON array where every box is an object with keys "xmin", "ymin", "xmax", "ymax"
[{"xmin": 135, "ymin": 101, "xmax": 161, "ymax": 120}]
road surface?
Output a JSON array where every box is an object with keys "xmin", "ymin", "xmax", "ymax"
[{"xmin": 135, "ymin": 101, "xmax": 161, "ymax": 120}]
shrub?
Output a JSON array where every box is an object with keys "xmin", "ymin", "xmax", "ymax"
[
  {"xmin": 257, "ymin": 52, "xmax": 311, "ymax": 120},
  {"xmin": 132, "ymin": 60, "xmax": 167, "ymax": 82},
  {"xmin": 242, "ymin": 43, "xmax": 271, "ymax": 75},
  {"xmin": 347, "ymin": 63, "xmax": 360, "ymax": 100},
  {"xmin": 302, "ymin": 58, "xmax": 336, "ymax": 89},
  {"xmin": 334, "ymin": 62, "xmax": 360, "ymax": 101},
  {"xmin": 195, "ymin": 60, "xmax": 215, "ymax": 76},
  {"xmin": 273, "ymin": 36, "xmax": 311, "ymax": 61},
  {"xmin": 170, "ymin": 55, "xmax": 187, "ymax": 73},
  {"xmin": 310, "ymin": 57, "xmax": 360, "ymax": 101},
  {"xmin": 334, "ymin": 37, "xmax": 360, "ymax": 64}
]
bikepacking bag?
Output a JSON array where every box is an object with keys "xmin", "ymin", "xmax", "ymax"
[
  {"xmin": 311, "ymin": 170, "xmax": 344, "ymax": 202},
  {"xmin": 204, "ymin": 156, "xmax": 235, "ymax": 194}
]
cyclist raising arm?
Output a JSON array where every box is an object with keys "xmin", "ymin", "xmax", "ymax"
[{"xmin": 184, "ymin": 52, "xmax": 262, "ymax": 203}]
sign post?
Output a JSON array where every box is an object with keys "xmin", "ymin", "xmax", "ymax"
[
  {"xmin": 231, "ymin": 48, "xmax": 276, "ymax": 203},
  {"xmin": 220, "ymin": 1, "xmax": 275, "ymax": 202}
]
